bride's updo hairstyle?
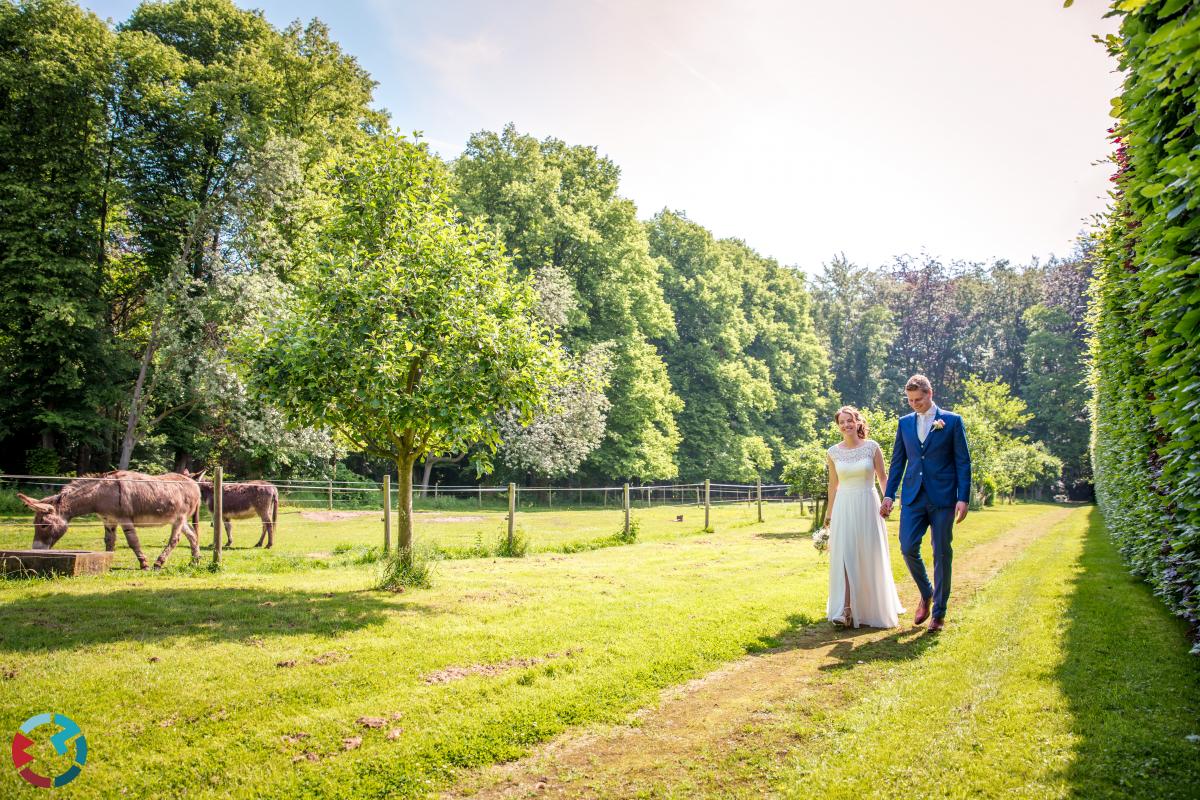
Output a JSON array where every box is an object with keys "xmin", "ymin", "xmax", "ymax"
[{"xmin": 835, "ymin": 405, "xmax": 868, "ymax": 439}]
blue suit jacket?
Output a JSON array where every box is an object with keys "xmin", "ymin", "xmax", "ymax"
[{"xmin": 884, "ymin": 408, "xmax": 972, "ymax": 507}]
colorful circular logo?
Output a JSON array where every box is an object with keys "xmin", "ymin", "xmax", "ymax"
[{"xmin": 11, "ymin": 713, "xmax": 87, "ymax": 789}]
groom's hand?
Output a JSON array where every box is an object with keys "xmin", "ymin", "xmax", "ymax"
[
  {"xmin": 880, "ymin": 497, "xmax": 894, "ymax": 518},
  {"xmin": 955, "ymin": 501, "xmax": 968, "ymax": 523}
]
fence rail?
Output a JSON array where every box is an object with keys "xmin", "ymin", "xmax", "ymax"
[{"xmin": 0, "ymin": 473, "xmax": 814, "ymax": 560}]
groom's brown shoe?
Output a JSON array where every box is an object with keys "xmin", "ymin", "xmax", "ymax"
[
  {"xmin": 929, "ymin": 618, "xmax": 945, "ymax": 632},
  {"xmin": 913, "ymin": 596, "xmax": 931, "ymax": 626}
]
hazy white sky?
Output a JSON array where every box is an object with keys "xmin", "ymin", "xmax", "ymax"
[{"xmin": 86, "ymin": 0, "xmax": 1122, "ymax": 273}]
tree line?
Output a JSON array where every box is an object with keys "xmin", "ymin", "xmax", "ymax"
[{"xmin": 1, "ymin": 0, "xmax": 1088, "ymax": 505}]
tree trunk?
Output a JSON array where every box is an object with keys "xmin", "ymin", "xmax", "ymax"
[
  {"xmin": 421, "ymin": 457, "xmax": 435, "ymax": 497},
  {"xmin": 420, "ymin": 453, "xmax": 466, "ymax": 495},
  {"xmin": 396, "ymin": 454, "xmax": 416, "ymax": 565},
  {"xmin": 118, "ymin": 316, "xmax": 163, "ymax": 469}
]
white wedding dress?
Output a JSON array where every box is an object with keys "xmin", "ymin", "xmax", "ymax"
[{"xmin": 826, "ymin": 440, "xmax": 905, "ymax": 628}]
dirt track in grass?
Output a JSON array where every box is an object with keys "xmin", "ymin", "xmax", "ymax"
[{"xmin": 443, "ymin": 505, "xmax": 1077, "ymax": 799}]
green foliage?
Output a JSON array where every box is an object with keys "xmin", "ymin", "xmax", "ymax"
[
  {"xmin": 982, "ymin": 476, "xmax": 999, "ymax": 506},
  {"xmin": 616, "ymin": 516, "xmax": 640, "ymax": 543},
  {"xmin": 453, "ymin": 125, "xmax": 682, "ymax": 481},
  {"xmin": 1021, "ymin": 302, "xmax": 1091, "ymax": 492},
  {"xmin": 811, "ymin": 257, "xmax": 897, "ymax": 410},
  {"xmin": 647, "ymin": 210, "xmax": 831, "ymax": 481},
  {"xmin": 375, "ymin": 545, "xmax": 436, "ymax": 591},
  {"xmin": 245, "ymin": 132, "xmax": 564, "ymax": 552},
  {"xmin": 0, "ymin": 0, "xmax": 125, "ymax": 454},
  {"xmin": 1090, "ymin": 0, "xmax": 1200, "ymax": 643},
  {"xmin": 957, "ymin": 377, "xmax": 1060, "ymax": 501},
  {"xmin": 494, "ymin": 529, "xmax": 529, "ymax": 558},
  {"xmin": 781, "ymin": 441, "xmax": 830, "ymax": 530},
  {"xmin": 23, "ymin": 447, "xmax": 59, "ymax": 475}
]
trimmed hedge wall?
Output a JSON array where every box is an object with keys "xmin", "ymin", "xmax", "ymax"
[{"xmin": 1091, "ymin": 0, "xmax": 1200, "ymax": 650}]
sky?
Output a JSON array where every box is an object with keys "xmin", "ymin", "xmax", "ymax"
[{"xmin": 83, "ymin": 0, "xmax": 1123, "ymax": 274}]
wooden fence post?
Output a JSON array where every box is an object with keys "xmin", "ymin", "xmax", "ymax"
[
  {"xmin": 704, "ymin": 478, "xmax": 711, "ymax": 531},
  {"xmin": 507, "ymin": 483, "xmax": 516, "ymax": 550},
  {"xmin": 326, "ymin": 479, "xmax": 333, "ymax": 511},
  {"xmin": 757, "ymin": 477, "xmax": 763, "ymax": 523},
  {"xmin": 213, "ymin": 466, "xmax": 223, "ymax": 566},
  {"xmin": 383, "ymin": 474, "xmax": 392, "ymax": 555},
  {"xmin": 549, "ymin": 487, "xmax": 553, "ymax": 508},
  {"xmin": 478, "ymin": 484, "xmax": 482, "ymax": 508},
  {"xmin": 623, "ymin": 483, "xmax": 631, "ymax": 537}
]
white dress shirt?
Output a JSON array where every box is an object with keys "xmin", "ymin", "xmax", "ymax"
[{"xmin": 917, "ymin": 404, "xmax": 939, "ymax": 443}]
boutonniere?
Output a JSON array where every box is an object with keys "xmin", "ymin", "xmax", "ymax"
[{"xmin": 931, "ymin": 419, "xmax": 946, "ymax": 431}]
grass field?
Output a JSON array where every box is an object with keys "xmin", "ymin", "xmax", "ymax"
[
  {"xmin": 1, "ymin": 502, "xmax": 1195, "ymax": 798},
  {"xmin": 0, "ymin": 496, "xmax": 804, "ymax": 568}
]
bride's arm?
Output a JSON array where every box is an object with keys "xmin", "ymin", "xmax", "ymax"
[
  {"xmin": 873, "ymin": 443, "xmax": 888, "ymax": 494},
  {"xmin": 825, "ymin": 454, "xmax": 838, "ymax": 526}
]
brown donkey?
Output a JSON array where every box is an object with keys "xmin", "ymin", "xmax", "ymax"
[
  {"xmin": 193, "ymin": 478, "xmax": 279, "ymax": 548},
  {"xmin": 17, "ymin": 471, "xmax": 202, "ymax": 569}
]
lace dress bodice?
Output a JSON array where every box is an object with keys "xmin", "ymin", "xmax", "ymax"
[{"xmin": 828, "ymin": 440, "xmax": 879, "ymax": 492}]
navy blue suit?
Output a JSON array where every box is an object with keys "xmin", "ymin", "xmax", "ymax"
[{"xmin": 884, "ymin": 407, "xmax": 971, "ymax": 621}]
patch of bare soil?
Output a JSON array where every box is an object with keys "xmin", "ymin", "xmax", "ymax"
[
  {"xmin": 443, "ymin": 506, "xmax": 1076, "ymax": 799},
  {"xmin": 298, "ymin": 511, "xmax": 487, "ymax": 523},
  {"xmin": 422, "ymin": 650, "xmax": 580, "ymax": 685},
  {"xmin": 414, "ymin": 514, "xmax": 488, "ymax": 523},
  {"xmin": 299, "ymin": 510, "xmax": 377, "ymax": 522}
]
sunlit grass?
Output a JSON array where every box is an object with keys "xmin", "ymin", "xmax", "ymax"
[{"xmin": 0, "ymin": 502, "xmax": 1078, "ymax": 798}]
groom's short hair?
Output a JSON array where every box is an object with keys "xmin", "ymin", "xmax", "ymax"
[{"xmin": 906, "ymin": 374, "xmax": 933, "ymax": 394}]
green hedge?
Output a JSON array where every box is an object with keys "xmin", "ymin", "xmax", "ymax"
[{"xmin": 1091, "ymin": 0, "xmax": 1200, "ymax": 650}]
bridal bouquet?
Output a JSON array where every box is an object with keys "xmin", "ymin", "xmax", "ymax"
[{"xmin": 812, "ymin": 526, "xmax": 830, "ymax": 554}]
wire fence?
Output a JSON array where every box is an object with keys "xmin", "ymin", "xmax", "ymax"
[{"xmin": 0, "ymin": 473, "xmax": 815, "ymax": 543}]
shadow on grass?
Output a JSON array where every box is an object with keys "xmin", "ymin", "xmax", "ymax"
[
  {"xmin": 0, "ymin": 585, "xmax": 430, "ymax": 653},
  {"xmin": 744, "ymin": 611, "xmax": 939, "ymax": 670},
  {"xmin": 754, "ymin": 531, "xmax": 811, "ymax": 540},
  {"xmin": 1054, "ymin": 508, "xmax": 1200, "ymax": 799}
]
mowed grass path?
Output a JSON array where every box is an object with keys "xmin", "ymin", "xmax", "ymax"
[
  {"xmin": 764, "ymin": 506, "xmax": 1200, "ymax": 800},
  {"xmin": 0, "ymin": 504, "xmax": 1191, "ymax": 798}
]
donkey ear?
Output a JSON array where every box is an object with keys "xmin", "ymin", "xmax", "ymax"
[
  {"xmin": 17, "ymin": 493, "xmax": 55, "ymax": 514},
  {"xmin": 193, "ymin": 470, "xmax": 207, "ymax": 482}
]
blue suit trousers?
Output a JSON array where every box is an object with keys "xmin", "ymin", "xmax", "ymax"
[{"xmin": 899, "ymin": 487, "xmax": 954, "ymax": 620}]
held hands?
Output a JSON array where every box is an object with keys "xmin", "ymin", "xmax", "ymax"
[
  {"xmin": 955, "ymin": 501, "xmax": 969, "ymax": 524},
  {"xmin": 880, "ymin": 497, "xmax": 894, "ymax": 518}
]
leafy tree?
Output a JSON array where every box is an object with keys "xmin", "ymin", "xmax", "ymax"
[
  {"xmin": 782, "ymin": 441, "xmax": 829, "ymax": 531},
  {"xmin": 499, "ymin": 343, "xmax": 612, "ymax": 479},
  {"xmin": 0, "ymin": 0, "xmax": 125, "ymax": 470},
  {"xmin": 994, "ymin": 440, "xmax": 1062, "ymax": 502},
  {"xmin": 103, "ymin": 0, "xmax": 382, "ymax": 469},
  {"xmin": 648, "ymin": 210, "xmax": 830, "ymax": 480},
  {"xmin": 955, "ymin": 376, "xmax": 1061, "ymax": 503},
  {"xmin": 245, "ymin": 133, "xmax": 563, "ymax": 558},
  {"xmin": 1021, "ymin": 303, "xmax": 1090, "ymax": 493},
  {"xmin": 811, "ymin": 256, "xmax": 897, "ymax": 410},
  {"xmin": 454, "ymin": 124, "xmax": 681, "ymax": 480}
]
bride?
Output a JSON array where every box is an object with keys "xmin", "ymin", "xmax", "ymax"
[{"xmin": 824, "ymin": 406, "xmax": 905, "ymax": 628}]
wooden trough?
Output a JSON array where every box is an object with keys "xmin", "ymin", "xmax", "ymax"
[{"xmin": 0, "ymin": 550, "xmax": 114, "ymax": 577}]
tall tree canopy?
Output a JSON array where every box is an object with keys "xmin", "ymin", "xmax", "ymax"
[
  {"xmin": 0, "ymin": 0, "xmax": 124, "ymax": 470},
  {"xmin": 453, "ymin": 124, "xmax": 682, "ymax": 481},
  {"xmin": 247, "ymin": 133, "xmax": 563, "ymax": 553},
  {"xmin": 647, "ymin": 210, "xmax": 832, "ymax": 481}
]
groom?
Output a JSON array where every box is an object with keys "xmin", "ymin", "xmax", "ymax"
[{"xmin": 880, "ymin": 374, "xmax": 971, "ymax": 632}]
